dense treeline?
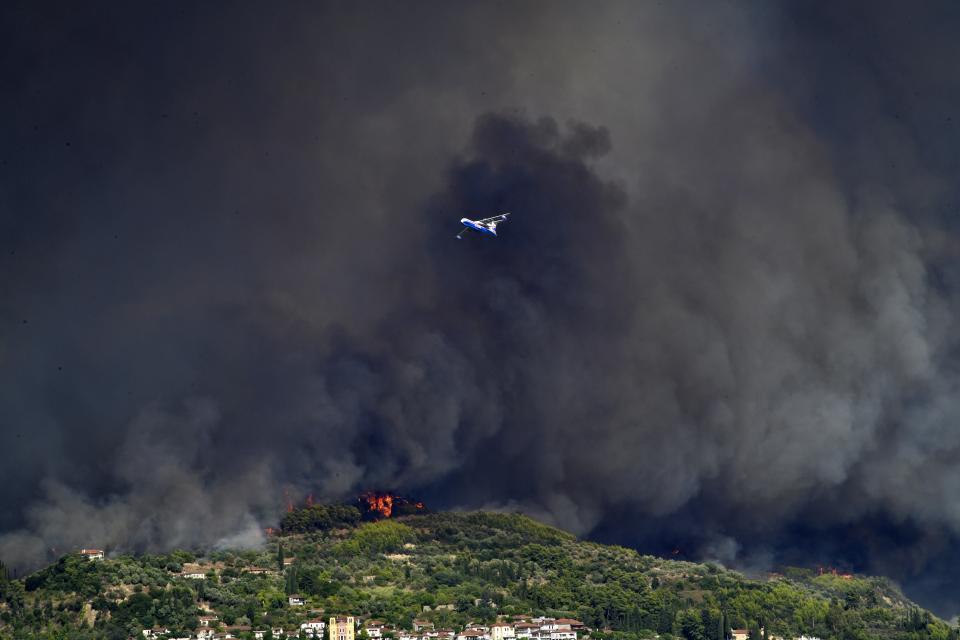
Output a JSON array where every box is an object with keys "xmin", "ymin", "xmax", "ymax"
[
  {"xmin": 3, "ymin": 510, "xmax": 959, "ymax": 640},
  {"xmin": 280, "ymin": 504, "xmax": 362, "ymax": 533}
]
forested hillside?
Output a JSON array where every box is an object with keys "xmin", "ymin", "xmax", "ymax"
[{"xmin": 1, "ymin": 509, "xmax": 956, "ymax": 640}]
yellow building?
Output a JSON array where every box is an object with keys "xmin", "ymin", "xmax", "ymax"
[
  {"xmin": 330, "ymin": 617, "xmax": 355, "ymax": 640},
  {"xmin": 490, "ymin": 624, "xmax": 515, "ymax": 640}
]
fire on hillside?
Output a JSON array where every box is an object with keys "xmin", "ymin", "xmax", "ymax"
[{"xmin": 358, "ymin": 492, "xmax": 426, "ymax": 519}]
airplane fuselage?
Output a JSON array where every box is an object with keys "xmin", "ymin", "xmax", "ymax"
[{"xmin": 460, "ymin": 218, "xmax": 498, "ymax": 236}]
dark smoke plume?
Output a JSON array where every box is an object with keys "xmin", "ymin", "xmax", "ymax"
[{"xmin": 4, "ymin": 0, "xmax": 960, "ymax": 617}]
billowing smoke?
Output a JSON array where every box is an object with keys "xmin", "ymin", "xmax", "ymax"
[{"xmin": 3, "ymin": 0, "xmax": 960, "ymax": 617}]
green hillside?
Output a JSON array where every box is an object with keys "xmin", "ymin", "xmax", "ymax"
[{"xmin": 1, "ymin": 509, "xmax": 956, "ymax": 640}]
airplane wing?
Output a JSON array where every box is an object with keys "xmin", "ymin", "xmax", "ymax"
[{"xmin": 476, "ymin": 213, "xmax": 510, "ymax": 223}]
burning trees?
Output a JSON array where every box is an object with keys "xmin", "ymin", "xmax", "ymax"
[{"xmin": 357, "ymin": 492, "xmax": 426, "ymax": 520}]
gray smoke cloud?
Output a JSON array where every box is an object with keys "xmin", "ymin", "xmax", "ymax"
[{"xmin": 3, "ymin": 0, "xmax": 960, "ymax": 616}]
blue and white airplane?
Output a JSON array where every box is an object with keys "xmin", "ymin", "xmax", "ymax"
[{"xmin": 456, "ymin": 212, "xmax": 510, "ymax": 239}]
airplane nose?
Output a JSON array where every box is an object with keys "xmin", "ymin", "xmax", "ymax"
[{"xmin": 460, "ymin": 218, "xmax": 469, "ymax": 224}]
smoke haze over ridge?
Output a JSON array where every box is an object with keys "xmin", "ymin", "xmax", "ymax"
[{"xmin": 4, "ymin": 0, "xmax": 960, "ymax": 616}]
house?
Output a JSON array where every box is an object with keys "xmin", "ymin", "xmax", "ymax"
[
  {"xmin": 142, "ymin": 627, "xmax": 169, "ymax": 639},
  {"xmin": 246, "ymin": 567, "xmax": 273, "ymax": 575},
  {"xmin": 225, "ymin": 625, "xmax": 252, "ymax": 639},
  {"xmin": 289, "ymin": 594, "xmax": 306, "ymax": 606},
  {"xmin": 180, "ymin": 563, "xmax": 207, "ymax": 579},
  {"xmin": 301, "ymin": 619, "xmax": 326, "ymax": 638},
  {"xmin": 200, "ymin": 615, "xmax": 220, "ymax": 627},
  {"xmin": 542, "ymin": 623, "xmax": 576, "ymax": 640},
  {"xmin": 283, "ymin": 557, "xmax": 296, "ymax": 567},
  {"xmin": 80, "ymin": 548, "xmax": 104, "ymax": 561},
  {"xmin": 330, "ymin": 616, "xmax": 356, "ymax": 640},
  {"xmin": 365, "ymin": 620, "xmax": 387, "ymax": 638},
  {"xmin": 554, "ymin": 621, "xmax": 584, "ymax": 632},
  {"xmin": 413, "ymin": 620, "xmax": 434, "ymax": 632},
  {"xmin": 731, "ymin": 631, "xmax": 749, "ymax": 640},
  {"xmin": 490, "ymin": 624, "xmax": 515, "ymax": 640},
  {"xmin": 456, "ymin": 630, "xmax": 489, "ymax": 640},
  {"xmin": 465, "ymin": 625, "xmax": 489, "ymax": 633},
  {"xmin": 195, "ymin": 629, "xmax": 216, "ymax": 640},
  {"xmin": 515, "ymin": 624, "xmax": 539, "ymax": 639}
]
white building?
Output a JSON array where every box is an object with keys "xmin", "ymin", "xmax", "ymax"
[
  {"xmin": 179, "ymin": 563, "xmax": 207, "ymax": 579},
  {"xmin": 301, "ymin": 619, "xmax": 327, "ymax": 638},
  {"xmin": 80, "ymin": 548, "xmax": 104, "ymax": 561},
  {"xmin": 288, "ymin": 594, "xmax": 305, "ymax": 606}
]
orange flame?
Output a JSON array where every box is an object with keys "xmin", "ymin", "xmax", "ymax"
[
  {"xmin": 359, "ymin": 492, "xmax": 426, "ymax": 518},
  {"xmin": 366, "ymin": 493, "xmax": 395, "ymax": 518}
]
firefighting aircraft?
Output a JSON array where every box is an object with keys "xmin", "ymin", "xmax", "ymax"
[{"xmin": 456, "ymin": 212, "xmax": 510, "ymax": 239}]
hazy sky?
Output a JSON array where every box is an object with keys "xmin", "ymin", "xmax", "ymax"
[{"xmin": 4, "ymin": 0, "xmax": 960, "ymax": 616}]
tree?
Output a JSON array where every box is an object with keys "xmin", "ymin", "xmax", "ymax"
[
  {"xmin": 277, "ymin": 543, "xmax": 285, "ymax": 572},
  {"xmin": 285, "ymin": 568, "xmax": 299, "ymax": 596},
  {"xmin": 676, "ymin": 609, "xmax": 706, "ymax": 640}
]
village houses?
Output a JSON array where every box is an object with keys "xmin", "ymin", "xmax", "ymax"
[
  {"xmin": 139, "ymin": 609, "xmax": 826, "ymax": 640},
  {"xmin": 301, "ymin": 618, "xmax": 327, "ymax": 638},
  {"xmin": 364, "ymin": 620, "xmax": 388, "ymax": 638}
]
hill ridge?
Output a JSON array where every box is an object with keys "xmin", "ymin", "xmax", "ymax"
[{"xmin": 1, "ymin": 509, "xmax": 955, "ymax": 640}]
